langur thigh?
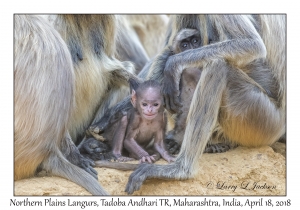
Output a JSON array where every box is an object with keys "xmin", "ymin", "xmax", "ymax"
[{"xmin": 219, "ymin": 68, "xmax": 285, "ymax": 147}]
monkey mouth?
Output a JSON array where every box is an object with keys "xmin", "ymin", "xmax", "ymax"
[{"xmin": 143, "ymin": 113, "xmax": 157, "ymax": 119}]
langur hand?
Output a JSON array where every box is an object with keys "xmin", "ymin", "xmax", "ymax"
[
  {"xmin": 125, "ymin": 163, "xmax": 153, "ymax": 194},
  {"xmin": 139, "ymin": 154, "xmax": 156, "ymax": 163}
]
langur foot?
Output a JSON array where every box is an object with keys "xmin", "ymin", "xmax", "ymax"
[
  {"xmin": 164, "ymin": 136, "xmax": 181, "ymax": 155},
  {"xmin": 64, "ymin": 141, "xmax": 98, "ymax": 180},
  {"xmin": 204, "ymin": 143, "xmax": 232, "ymax": 153},
  {"xmin": 78, "ymin": 138, "xmax": 112, "ymax": 161}
]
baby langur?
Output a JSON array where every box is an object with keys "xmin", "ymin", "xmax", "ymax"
[{"xmin": 94, "ymin": 80, "xmax": 175, "ymax": 169}]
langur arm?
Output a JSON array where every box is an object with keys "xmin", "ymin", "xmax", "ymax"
[
  {"xmin": 110, "ymin": 68, "xmax": 143, "ymax": 87},
  {"xmin": 163, "ymin": 34, "xmax": 267, "ymax": 113},
  {"xmin": 111, "ymin": 115, "xmax": 129, "ymax": 159},
  {"xmin": 153, "ymin": 129, "xmax": 176, "ymax": 163},
  {"xmin": 124, "ymin": 138, "xmax": 156, "ymax": 163},
  {"xmin": 147, "ymin": 46, "xmax": 181, "ymax": 112},
  {"xmin": 123, "ymin": 135, "xmax": 156, "ymax": 163}
]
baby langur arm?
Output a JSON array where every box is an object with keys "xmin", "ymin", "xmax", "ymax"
[
  {"xmin": 111, "ymin": 115, "xmax": 135, "ymax": 162},
  {"xmin": 153, "ymin": 128, "xmax": 176, "ymax": 163},
  {"xmin": 123, "ymin": 133, "xmax": 156, "ymax": 164}
]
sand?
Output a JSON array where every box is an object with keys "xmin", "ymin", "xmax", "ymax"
[{"xmin": 14, "ymin": 142, "xmax": 286, "ymax": 196}]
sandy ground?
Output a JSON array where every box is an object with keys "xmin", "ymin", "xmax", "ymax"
[{"xmin": 14, "ymin": 142, "xmax": 286, "ymax": 196}]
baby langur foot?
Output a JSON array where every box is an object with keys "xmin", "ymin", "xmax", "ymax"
[{"xmin": 139, "ymin": 154, "xmax": 157, "ymax": 163}]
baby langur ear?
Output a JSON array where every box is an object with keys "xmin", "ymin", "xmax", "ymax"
[{"xmin": 131, "ymin": 89, "xmax": 137, "ymax": 108}]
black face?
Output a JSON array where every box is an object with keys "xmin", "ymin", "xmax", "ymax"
[{"xmin": 179, "ymin": 35, "xmax": 201, "ymax": 52}]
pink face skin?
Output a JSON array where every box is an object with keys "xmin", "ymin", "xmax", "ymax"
[{"xmin": 138, "ymin": 88, "xmax": 163, "ymax": 121}]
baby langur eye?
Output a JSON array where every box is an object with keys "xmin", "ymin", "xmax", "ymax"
[
  {"xmin": 142, "ymin": 103, "xmax": 147, "ymax": 107},
  {"xmin": 153, "ymin": 103, "xmax": 159, "ymax": 107}
]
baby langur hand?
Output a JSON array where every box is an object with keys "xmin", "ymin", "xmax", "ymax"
[{"xmin": 139, "ymin": 154, "xmax": 157, "ymax": 163}]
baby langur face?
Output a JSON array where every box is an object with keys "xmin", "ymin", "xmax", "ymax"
[{"xmin": 138, "ymin": 87, "xmax": 163, "ymax": 120}]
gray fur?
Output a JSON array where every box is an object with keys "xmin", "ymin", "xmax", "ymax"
[
  {"xmin": 125, "ymin": 14, "xmax": 286, "ymax": 194},
  {"xmin": 14, "ymin": 15, "xmax": 108, "ymax": 195}
]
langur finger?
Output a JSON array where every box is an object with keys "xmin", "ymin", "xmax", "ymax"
[
  {"xmin": 85, "ymin": 167, "xmax": 98, "ymax": 180},
  {"xmin": 89, "ymin": 166, "xmax": 98, "ymax": 176},
  {"xmin": 150, "ymin": 156, "xmax": 156, "ymax": 162},
  {"xmin": 86, "ymin": 158, "xmax": 96, "ymax": 167},
  {"xmin": 146, "ymin": 156, "xmax": 153, "ymax": 163}
]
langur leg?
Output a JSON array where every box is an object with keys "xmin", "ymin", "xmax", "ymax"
[
  {"xmin": 165, "ymin": 67, "xmax": 233, "ymax": 155},
  {"xmin": 78, "ymin": 64, "xmax": 139, "ymax": 157},
  {"xmin": 80, "ymin": 69, "xmax": 143, "ymax": 158},
  {"xmin": 88, "ymin": 97, "xmax": 132, "ymax": 140},
  {"xmin": 165, "ymin": 111, "xmax": 187, "ymax": 154},
  {"xmin": 125, "ymin": 60, "xmax": 228, "ymax": 194},
  {"xmin": 111, "ymin": 115, "xmax": 135, "ymax": 162},
  {"xmin": 219, "ymin": 65, "xmax": 285, "ymax": 147},
  {"xmin": 61, "ymin": 132, "xmax": 98, "ymax": 179},
  {"xmin": 78, "ymin": 62, "xmax": 141, "ymax": 151},
  {"xmin": 78, "ymin": 137, "xmax": 111, "ymax": 161},
  {"xmin": 165, "ymin": 68, "xmax": 201, "ymax": 154},
  {"xmin": 79, "ymin": 97, "xmax": 132, "ymax": 161}
]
